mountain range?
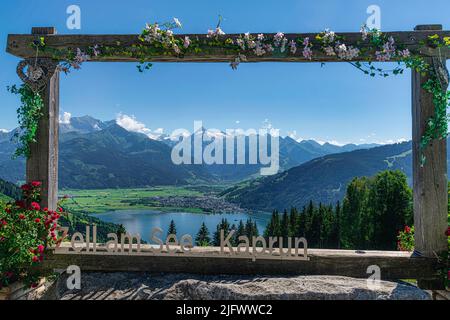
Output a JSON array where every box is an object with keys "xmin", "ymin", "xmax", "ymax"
[
  {"xmin": 221, "ymin": 141, "xmax": 417, "ymax": 211},
  {"xmin": 0, "ymin": 115, "xmax": 380, "ymax": 188}
]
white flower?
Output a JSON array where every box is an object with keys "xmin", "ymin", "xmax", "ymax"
[
  {"xmin": 274, "ymin": 32, "xmax": 285, "ymax": 47},
  {"xmin": 335, "ymin": 43, "xmax": 360, "ymax": 60},
  {"xmin": 207, "ymin": 27, "xmax": 225, "ymax": 38},
  {"xmin": 323, "ymin": 28, "xmax": 336, "ymax": 43},
  {"xmin": 183, "ymin": 36, "xmax": 191, "ymax": 48},
  {"xmin": 166, "ymin": 30, "xmax": 174, "ymax": 37},
  {"xmin": 216, "ymin": 27, "xmax": 225, "ymax": 35},
  {"xmin": 173, "ymin": 17, "xmax": 182, "ymax": 28}
]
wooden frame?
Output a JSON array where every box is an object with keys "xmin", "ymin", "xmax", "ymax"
[{"xmin": 6, "ymin": 25, "xmax": 449, "ymax": 289}]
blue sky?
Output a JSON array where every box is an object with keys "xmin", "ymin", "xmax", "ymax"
[{"xmin": 1, "ymin": 0, "xmax": 449, "ymax": 145}]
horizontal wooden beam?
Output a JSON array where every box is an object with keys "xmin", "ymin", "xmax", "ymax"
[
  {"xmin": 7, "ymin": 30, "xmax": 450, "ymax": 63},
  {"xmin": 40, "ymin": 245, "xmax": 442, "ymax": 288}
]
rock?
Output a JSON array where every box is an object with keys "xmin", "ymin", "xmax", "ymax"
[{"xmin": 44, "ymin": 273, "xmax": 430, "ymax": 300}]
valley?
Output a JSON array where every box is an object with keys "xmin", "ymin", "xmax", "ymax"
[{"xmin": 60, "ymin": 185, "xmax": 235, "ymax": 214}]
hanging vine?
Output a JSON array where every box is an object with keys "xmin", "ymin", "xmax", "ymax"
[
  {"xmin": 6, "ymin": 84, "xmax": 44, "ymax": 158},
  {"xmin": 8, "ymin": 18, "xmax": 450, "ymax": 164}
]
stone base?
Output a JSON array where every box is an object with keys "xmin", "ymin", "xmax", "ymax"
[{"xmin": 40, "ymin": 273, "xmax": 430, "ymax": 300}]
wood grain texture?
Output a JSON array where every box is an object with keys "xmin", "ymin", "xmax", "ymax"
[
  {"xmin": 412, "ymin": 25, "xmax": 448, "ymax": 259},
  {"xmin": 40, "ymin": 245, "xmax": 441, "ymax": 287},
  {"xmin": 25, "ymin": 26, "xmax": 60, "ymax": 211},
  {"xmin": 6, "ymin": 30, "xmax": 450, "ymax": 62}
]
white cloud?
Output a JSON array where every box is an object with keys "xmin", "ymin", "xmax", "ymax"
[
  {"xmin": 0, "ymin": 129, "xmax": 10, "ymax": 133},
  {"xmin": 115, "ymin": 113, "xmax": 164, "ymax": 140},
  {"xmin": 59, "ymin": 112, "xmax": 72, "ymax": 125},
  {"xmin": 327, "ymin": 140, "xmax": 346, "ymax": 147}
]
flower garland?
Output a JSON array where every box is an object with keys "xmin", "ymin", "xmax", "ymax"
[{"xmin": 9, "ymin": 18, "xmax": 450, "ymax": 164}]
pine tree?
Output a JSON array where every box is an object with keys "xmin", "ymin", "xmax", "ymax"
[
  {"xmin": 117, "ymin": 224, "xmax": 126, "ymax": 239},
  {"xmin": 280, "ymin": 210, "xmax": 290, "ymax": 247},
  {"xmin": 213, "ymin": 218, "xmax": 231, "ymax": 246},
  {"xmin": 263, "ymin": 210, "xmax": 281, "ymax": 238},
  {"xmin": 195, "ymin": 222, "xmax": 211, "ymax": 246},
  {"xmin": 245, "ymin": 218, "xmax": 259, "ymax": 239},
  {"xmin": 334, "ymin": 201, "xmax": 341, "ymax": 249},
  {"xmin": 294, "ymin": 206, "xmax": 307, "ymax": 238},
  {"xmin": 289, "ymin": 207, "xmax": 298, "ymax": 237},
  {"xmin": 234, "ymin": 220, "xmax": 246, "ymax": 245},
  {"xmin": 168, "ymin": 220, "xmax": 177, "ymax": 236},
  {"xmin": 167, "ymin": 220, "xmax": 177, "ymax": 243}
]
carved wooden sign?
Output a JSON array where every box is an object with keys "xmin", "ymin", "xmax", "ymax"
[{"xmin": 55, "ymin": 225, "xmax": 309, "ymax": 261}]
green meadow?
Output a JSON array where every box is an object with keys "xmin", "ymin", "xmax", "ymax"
[{"xmin": 59, "ymin": 185, "xmax": 227, "ymax": 214}]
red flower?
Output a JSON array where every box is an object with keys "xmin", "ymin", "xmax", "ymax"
[
  {"xmin": 37, "ymin": 245, "xmax": 45, "ymax": 254},
  {"xmin": 58, "ymin": 207, "xmax": 63, "ymax": 213},
  {"xmin": 20, "ymin": 184, "xmax": 31, "ymax": 191},
  {"xmin": 404, "ymin": 226, "xmax": 411, "ymax": 233},
  {"xmin": 34, "ymin": 218, "xmax": 41, "ymax": 223},
  {"xmin": 43, "ymin": 207, "xmax": 48, "ymax": 212},
  {"xmin": 31, "ymin": 283, "xmax": 38, "ymax": 288},
  {"xmin": 30, "ymin": 202, "xmax": 40, "ymax": 211},
  {"xmin": 32, "ymin": 256, "xmax": 39, "ymax": 262},
  {"xmin": 31, "ymin": 181, "xmax": 42, "ymax": 187},
  {"xmin": 19, "ymin": 214, "xmax": 26, "ymax": 220},
  {"xmin": 446, "ymin": 227, "xmax": 450, "ymax": 237}
]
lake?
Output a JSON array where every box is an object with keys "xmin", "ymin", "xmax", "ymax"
[{"xmin": 94, "ymin": 210, "xmax": 272, "ymax": 242}]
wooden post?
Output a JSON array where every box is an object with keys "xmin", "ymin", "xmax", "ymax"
[
  {"xmin": 412, "ymin": 25, "xmax": 448, "ymax": 288},
  {"xmin": 26, "ymin": 27, "xmax": 59, "ymax": 211}
]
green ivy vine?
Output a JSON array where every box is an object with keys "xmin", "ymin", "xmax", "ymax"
[{"xmin": 7, "ymin": 84, "xmax": 44, "ymax": 158}]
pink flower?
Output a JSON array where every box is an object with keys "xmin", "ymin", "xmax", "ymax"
[
  {"xmin": 37, "ymin": 245, "xmax": 45, "ymax": 254},
  {"xmin": 289, "ymin": 40, "xmax": 297, "ymax": 54},
  {"xmin": 31, "ymin": 202, "xmax": 40, "ymax": 211},
  {"xmin": 302, "ymin": 46, "xmax": 313, "ymax": 60},
  {"xmin": 398, "ymin": 49, "xmax": 410, "ymax": 58},
  {"xmin": 34, "ymin": 218, "xmax": 41, "ymax": 223},
  {"xmin": 32, "ymin": 256, "xmax": 39, "ymax": 263}
]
